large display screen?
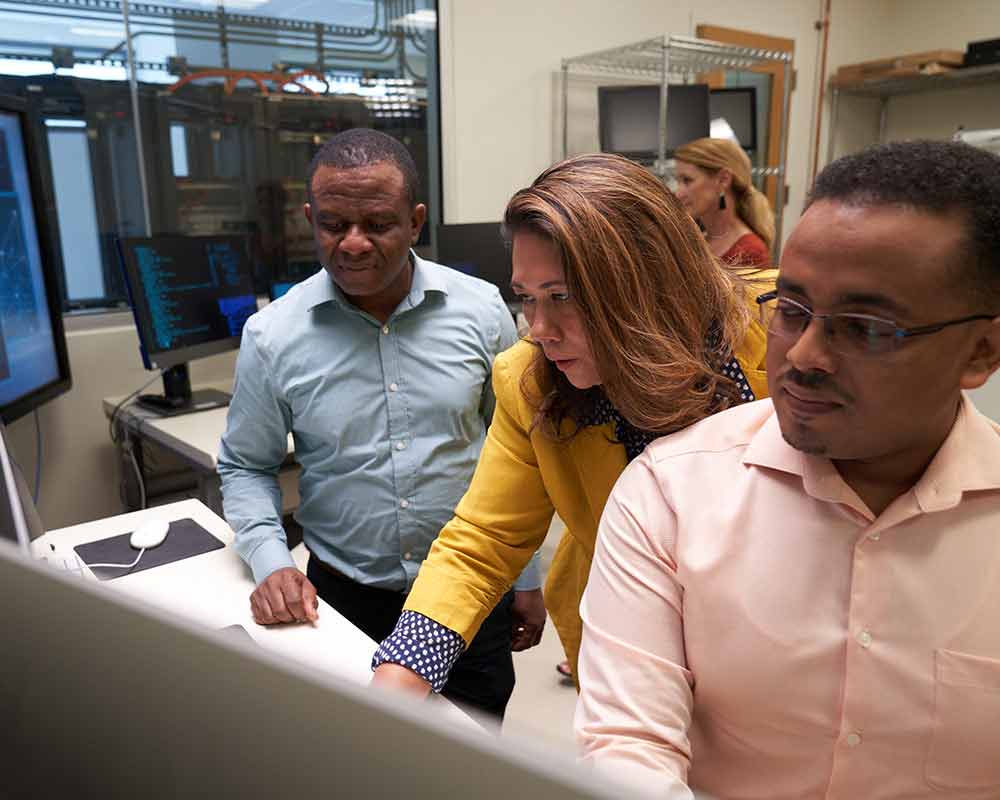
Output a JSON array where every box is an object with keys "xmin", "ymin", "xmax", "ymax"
[{"xmin": 0, "ymin": 108, "xmax": 69, "ymax": 422}]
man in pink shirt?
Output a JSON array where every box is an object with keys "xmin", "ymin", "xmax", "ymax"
[{"xmin": 576, "ymin": 139, "xmax": 1000, "ymax": 800}]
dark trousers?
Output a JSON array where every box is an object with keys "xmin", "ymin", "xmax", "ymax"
[{"xmin": 307, "ymin": 556, "xmax": 516, "ymax": 720}]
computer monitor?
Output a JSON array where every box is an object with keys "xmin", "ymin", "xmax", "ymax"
[
  {"xmin": 709, "ymin": 87, "xmax": 758, "ymax": 152},
  {"xmin": 597, "ymin": 83, "xmax": 711, "ymax": 164},
  {"xmin": 117, "ymin": 235, "xmax": 257, "ymax": 415},
  {"xmin": 0, "ymin": 541, "xmax": 639, "ymax": 800},
  {"xmin": 436, "ymin": 223, "xmax": 516, "ymax": 303},
  {"xmin": 267, "ymin": 263, "xmax": 317, "ymax": 301},
  {"xmin": 0, "ymin": 96, "xmax": 73, "ymax": 424}
]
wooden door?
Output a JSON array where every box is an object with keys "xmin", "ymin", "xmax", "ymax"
[{"xmin": 695, "ymin": 24, "xmax": 794, "ymax": 209}]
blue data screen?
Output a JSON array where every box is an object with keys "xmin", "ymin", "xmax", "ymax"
[{"xmin": 126, "ymin": 237, "xmax": 256, "ymax": 355}]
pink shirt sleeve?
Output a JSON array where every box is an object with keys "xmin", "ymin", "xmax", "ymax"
[{"xmin": 575, "ymin": 453, "xmax": 696, "ymax": 799}]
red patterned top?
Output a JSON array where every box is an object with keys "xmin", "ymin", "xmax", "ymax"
[{"xmin": 722, "ymin": 232, "xmax": 771, "ymax": 267}]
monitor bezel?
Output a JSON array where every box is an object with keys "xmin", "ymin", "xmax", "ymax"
[
  {"xmin": 0, "ymin": 93, "xmax": 73, "ymax": 425},
  {"xmin": 117, "ymin": 234, "xmax": 255, "ymax": 372},
  {"xmin": 709, "ymin": 86, "xmax": 758, "ymax": 153}
]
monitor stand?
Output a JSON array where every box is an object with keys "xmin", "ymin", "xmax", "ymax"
[{"xmin": 136, "ymin": 364, "xmax": 231, "ymax": 417}]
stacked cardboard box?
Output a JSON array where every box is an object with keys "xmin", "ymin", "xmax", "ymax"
[{"xmin": 832, "ymin": 49, "xmax": 964, "ymax": 88}]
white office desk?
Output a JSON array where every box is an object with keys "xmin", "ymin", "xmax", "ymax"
[
  {"xmin": 102, "ymin": 392, "xmax": 296, "ymax": 514},
  {"xmin": 31, "ymin": 498, "xmax": 473, "ymax": 727}
]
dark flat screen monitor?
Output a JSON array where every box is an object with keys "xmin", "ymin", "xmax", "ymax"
[
  {"xmin": 709, "ymin": 87, "xmax": 758, "ymax": 152},
  {"xmin": 0, "ymin": 98, "xmax": 72, "ymax": 424},
  {"xmin": 117, "ymin": 234, "xmax": 256, "ymax": 415},
  {"xmin": 437, "ymin": 223, "xmax": 516, "ymax": 303},
  {"xmin": 597, "ymin": 83, "xmax": 710, "ymax": 163}
]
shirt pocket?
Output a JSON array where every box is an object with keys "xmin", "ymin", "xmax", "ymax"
[{"xmin": 924, "ymin": 648, "xmax": 1000, "ymax": 792}]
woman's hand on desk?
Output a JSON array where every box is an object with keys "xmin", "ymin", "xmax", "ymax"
[
  {"xmin": 370, "ymin": 663, "xmax": 433, "ymax": 698},
  {"xmin": 250, "ymin": 567, "xmax": 319, "ymax": 625}
]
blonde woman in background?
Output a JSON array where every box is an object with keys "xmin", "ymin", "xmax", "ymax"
[{"xmin": 674, "ymin": 137, "xmax": 775, "ymax": 269}]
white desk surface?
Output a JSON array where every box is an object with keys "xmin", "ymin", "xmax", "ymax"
[
  {"xmin": 102, "ymin": 395, "xmax": 294, "ymax": 472},
  {"xmin": 32, "ymin": 498, "xmax": 471, "ymax": 726}
]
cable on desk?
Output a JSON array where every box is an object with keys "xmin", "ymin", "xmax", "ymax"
[
  {"xmin": 86, "ymin": 548, "xmax": 146, "ymax": 571},
  {"xmin": 108, "ymin": 371, "xmax": 166, "ymax": 445},
  {"xmin": 32, "ymin": 409, "xmax": 42, "ymax": 506}
]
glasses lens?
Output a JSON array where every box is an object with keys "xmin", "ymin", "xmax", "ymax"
[
  {"xmin": 830, "ymin": 314, "xmax": 898, "ymax": 354},
  {"xmin": 766, "ymin": 298, "xmax": 809, "ymax": 337},
  {"xmin": 763, "ymin": 298, "xmax": 899, "ymax": 355}
]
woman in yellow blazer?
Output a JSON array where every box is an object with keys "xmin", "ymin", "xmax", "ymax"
[{"xmin": 373, "ymin": 153, "xmax": 775, "ymax": 695}]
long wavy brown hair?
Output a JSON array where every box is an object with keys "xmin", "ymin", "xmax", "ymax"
[{"xmin": 503, "ymin": 153, "xmax": 751, "ymax": 438}]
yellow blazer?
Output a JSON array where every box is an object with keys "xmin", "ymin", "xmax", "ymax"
[{"xmin": 405, "ymin": 274, "xmax": 775, "ymax": 679}]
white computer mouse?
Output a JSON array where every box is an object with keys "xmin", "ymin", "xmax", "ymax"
[{"xmin": 129, "ymin": 519, "xmax": 171, "ymax": 550}]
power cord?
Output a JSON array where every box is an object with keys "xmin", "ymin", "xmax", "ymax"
[
  {"xmin": 125, "ymin": 439, "xmax": 148, "ymax": 510},
  {"xmin": 109, "ymin": 372, "xmax": 165, "ymax": 511},
  {"xmin": 108, "ymin": 371, "xmax": 166, "ymax": 445}
]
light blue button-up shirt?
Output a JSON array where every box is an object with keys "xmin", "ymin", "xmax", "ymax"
[{"xmin": 218, "ymin": 253, "xmax": 539, "ymax": 593}]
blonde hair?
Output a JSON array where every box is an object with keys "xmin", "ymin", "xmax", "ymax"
[
  {"xmin": 674, "ymin": 137, "xmax": 775, "ymax": 249},
  {"xmin": 503, "ymin": 153, "xmax": 750, "ymax": 437}
]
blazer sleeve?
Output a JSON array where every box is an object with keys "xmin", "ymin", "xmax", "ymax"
[{"xmin": 403, "ymin": 346, "xmax": 555, "ymax": 644}]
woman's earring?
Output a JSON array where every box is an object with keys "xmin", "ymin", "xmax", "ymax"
[{"xmin": 718, "ymin": 193, "xmax": 727, "ymax": 211}]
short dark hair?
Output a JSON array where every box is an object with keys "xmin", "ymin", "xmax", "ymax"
[
  {"xmin": 807, "ymin": 139, "xmax": 1000, "ymax": 304},
  {"xmin": 306, "ymin": 128, "xmax": 419, "ymax": 207}
]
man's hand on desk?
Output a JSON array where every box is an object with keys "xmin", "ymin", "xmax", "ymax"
[
  {"xmin": 250, "ymin": 567, "xmax": 319, "ymax": 625},
  {"xmin": 370, "ymin": 663, "xmax": 433, "ymax": 699}
]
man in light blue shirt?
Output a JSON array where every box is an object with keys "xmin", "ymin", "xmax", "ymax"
[{"xmin": 218, "ymin": 129, "xmax": 540, "ymax": 718}]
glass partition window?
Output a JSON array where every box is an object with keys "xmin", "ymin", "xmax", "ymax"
[{"xmin": 0, "ymin": 0, "xmax": 440, "ymax": 311}]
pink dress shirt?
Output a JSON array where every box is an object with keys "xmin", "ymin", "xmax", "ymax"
[{"xmin": 577, "ymin": 396, "xmax": 1000, "ymax": 800}]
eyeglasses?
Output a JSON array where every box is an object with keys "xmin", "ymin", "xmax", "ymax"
[{"xmin": 755, "ymin": 290, "xmax": 997, "ymax": 356}]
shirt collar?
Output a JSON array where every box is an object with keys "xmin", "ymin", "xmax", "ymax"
[
  {"xmin": 743, "ymin": 395, "xmax": 1000, "ymax": 512},
  {"xmin": 303, "ymin": 250, "xmax": 448, "ymax": 312}
]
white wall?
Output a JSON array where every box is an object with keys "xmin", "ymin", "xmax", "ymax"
[
  {"xmin": 10, "ymin": 0, "xmax": 1000, "ymax": 529},
  {"xmin": 441, "ymin": 0, "xmax": 829, "ymax": 240}
]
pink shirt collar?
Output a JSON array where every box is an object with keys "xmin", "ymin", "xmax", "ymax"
[{"xmin": 742, "ymin": 395, "xmax": 1000, "ymax": 519}]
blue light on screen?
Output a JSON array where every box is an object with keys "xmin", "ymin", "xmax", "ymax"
[{"xmin": 0, "ymin": 111, "xmax": 60, "ymax": 410}]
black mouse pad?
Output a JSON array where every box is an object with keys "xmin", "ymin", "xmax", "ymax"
[{"xmin": 74, "ymin": 517, "xmax": 225, "ymax": 581}]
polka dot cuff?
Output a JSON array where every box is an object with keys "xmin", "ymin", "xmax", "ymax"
[{"xmin": 372, "ymin": 610, "xmax": 466, "ymax": 693}]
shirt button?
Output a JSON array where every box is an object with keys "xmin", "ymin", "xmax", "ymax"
[
  {"xmin": 395, "ymin": 441, "xmax": 406, "ymax": 451},
  {"xmin": 857, "ymin": 630, "xmax": 873, "ymax": 649},
  {"xmin": 869, "ymin": 531, "xmax": 881, "ymax": 541},
  {"xmin": 403, "ymin": 551, "xmax": 412, "ymax": 561},
  {"xmin": 846, "ymin": 732, "xmax": 862, "ymax": 747},
  {"xmin": 382, "ymin": 325, "xmax": 390, "ymax": 335},
  {"xmin": 389, "ymin": 382, "xmax": 398, "ymax": 392},
  {"xmin": 399, "ymin": 499, "xmax": 409, "ymax": 508}
]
